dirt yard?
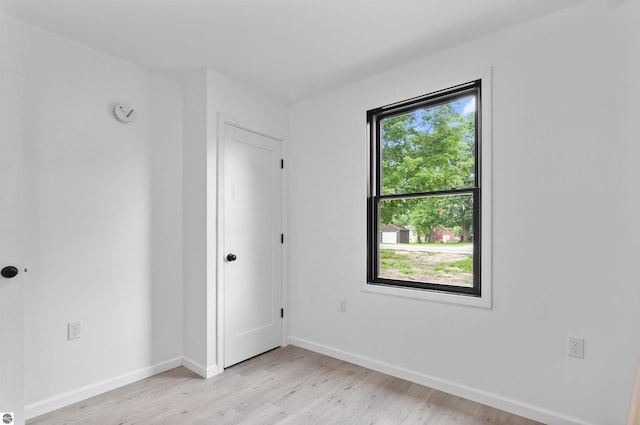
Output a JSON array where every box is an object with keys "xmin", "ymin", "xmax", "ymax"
[{"xmin": 379, "ymin": 250, "xmax": 473, "ymax": 287}]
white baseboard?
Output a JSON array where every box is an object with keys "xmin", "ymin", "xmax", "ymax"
[
  {"xmin": 25, "ymin": 357, "xmax": 182, "ymax": 420},
  {"xmin": 181, "ymin": 356, "xmax": 220, "ymax": 379},
  {"xmin": 26, "ymin": 356, "xmax": 223, "ymax": 420},
  {"xmin": 290, "ymin": 337, "xmax": 598, "ymax": 425}
]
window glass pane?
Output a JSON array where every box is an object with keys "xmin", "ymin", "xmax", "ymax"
[
  {"xmin": 381, "ymin": 95, "xmax": 476, "ymax": 195},
  {"xmin": 378, "ymin": 194, "xmax": 474, "ymax": 287}
]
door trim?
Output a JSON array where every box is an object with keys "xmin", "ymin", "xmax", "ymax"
[{"xmin": 215, "ymin": 115, "xmax": 287, "ymax": 372}]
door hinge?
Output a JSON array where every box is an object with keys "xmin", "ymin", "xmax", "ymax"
[
  {"xmin": 281, "ymin": 159, "xmax": 284, "ymax": 169},
  {"xmin": 280, "ymin": 308, "xmax": 284, "ymax": 318},
  {"xmin": 281, "ymin": 234, "xmax": 284, "ymax": 244}
]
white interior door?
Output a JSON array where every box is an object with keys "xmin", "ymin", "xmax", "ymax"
[
  {"xmin": 223, "ymin": 124, "xmax": 282, "ymax": 368},
  {"xmin": 0, "ymin": 59, "xmax": 25, "ymax": 424}
]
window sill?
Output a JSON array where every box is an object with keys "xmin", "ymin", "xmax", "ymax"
[{"xmin": 361, "ymin": 281, "xmax": 492, "ymax": 308}]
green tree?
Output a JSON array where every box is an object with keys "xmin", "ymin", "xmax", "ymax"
[{"xmin": 380, "ymin": 98, "xmax": 476, "ymax": 242}]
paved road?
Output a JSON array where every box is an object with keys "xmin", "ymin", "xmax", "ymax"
[{"xmin": 380, "ymin": 243, "xmax": 473, "ymax": 254}]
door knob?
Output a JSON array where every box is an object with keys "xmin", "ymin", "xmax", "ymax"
[
  {"xmin": 226, "ymin": 253, "xmax": 237, "ymax": 262},
  {"xmin": 1, "ymin": 266, "xmax": 18, "ymax": 278}
]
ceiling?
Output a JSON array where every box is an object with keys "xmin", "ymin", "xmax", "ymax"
[{"xmin": 0, "ymin": 0, "xmax": 585, "ymax": 104}]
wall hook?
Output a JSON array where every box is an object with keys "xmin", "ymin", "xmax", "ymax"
[{"xmin": 113, "ymin": 104, "xmax": 136, "ymax": 123}]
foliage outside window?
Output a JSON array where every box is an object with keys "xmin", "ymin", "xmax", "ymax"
[{"xmin": 367, "ymin": 81, "xmax": 482, "ymax": 296}]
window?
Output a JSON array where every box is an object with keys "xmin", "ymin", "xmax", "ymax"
[{"xmin": 367, "ymin": 80, "xmax": 483, "ymax": 297}]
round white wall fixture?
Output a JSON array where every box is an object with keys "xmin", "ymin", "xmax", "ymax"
[{"xmin": 113, "ymin": 104, "xmax": 136, "ymax": 123}]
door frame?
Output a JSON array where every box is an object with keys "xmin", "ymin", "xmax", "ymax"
[
  {"xmin": 0, "ymin": 30, "xmax": 25, "ymax": 422},
  {"xmin": 215, "ymin": 115, "xmax": 288, "ymax": 372}
]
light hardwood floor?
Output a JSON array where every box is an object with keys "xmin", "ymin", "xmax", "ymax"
[{"xmin": 28, "ymin": 346, "xmax": 543, "ymax": 425}]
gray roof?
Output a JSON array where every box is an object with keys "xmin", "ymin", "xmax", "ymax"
[{"xmin": 381, "ymin": 224, "xmax": 410, "ymax": 232}]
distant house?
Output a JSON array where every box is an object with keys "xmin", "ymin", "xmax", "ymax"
[
  {"xmin": 380, "ymin": 224, "xmax": 410, "ymax": 244},
  {"xmin": 433, "ymin": 227, "xmax": 456, "ymax": 243}
]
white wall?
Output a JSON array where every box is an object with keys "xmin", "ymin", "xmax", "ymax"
[
  {"xmin": 288, "ymin": 1, "xmax": 640, "ymax": 424},
  {"xmin": 0, "ymin": 14, "xmax": 26, "ymax": 425},
  {"xmin": 2, "ymin": 16, "xmax": 184, "ymax": 417},
  {"xmin": 182, "ymin": 70, "xmax": 209, "ymax": 374}
]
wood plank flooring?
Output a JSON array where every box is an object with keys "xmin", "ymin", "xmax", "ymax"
[{"xmin": 27, "ymin": 346, "xmax": 543, "ymax": 425}]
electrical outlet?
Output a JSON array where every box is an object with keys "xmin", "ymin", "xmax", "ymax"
[
  {"xmin": 567, "ymin": 336, "xmax": 584, "ymax": 358},
  {"xmin": 68, "ymin": 322, "xmax": 81, "ymax": 340},
  {"xmin": 339, "ymin": 299, "xmax": 347, "ymax": 313}
]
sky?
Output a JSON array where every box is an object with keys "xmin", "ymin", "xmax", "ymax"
[
  {"xmin": 381, "ymin": 94, "xmax": 476, "ymax": 137},
  {"xmin": 461, "ymin": 96, "xmax": 475, "ymax": 115}
]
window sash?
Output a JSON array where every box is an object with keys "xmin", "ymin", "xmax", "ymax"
[{"xmin": 369, "ymin": 189, "xmax": 480, "ymax": 295}]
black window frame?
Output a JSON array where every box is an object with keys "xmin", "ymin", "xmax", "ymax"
[{"xmin": 367, "ymin": 80, "xmax": 482, "ymax": 297}]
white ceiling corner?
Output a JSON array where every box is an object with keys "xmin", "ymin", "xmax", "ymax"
[{"xmin": 0, "ymin": 0, "xmax": 586, "ymax": 103}]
